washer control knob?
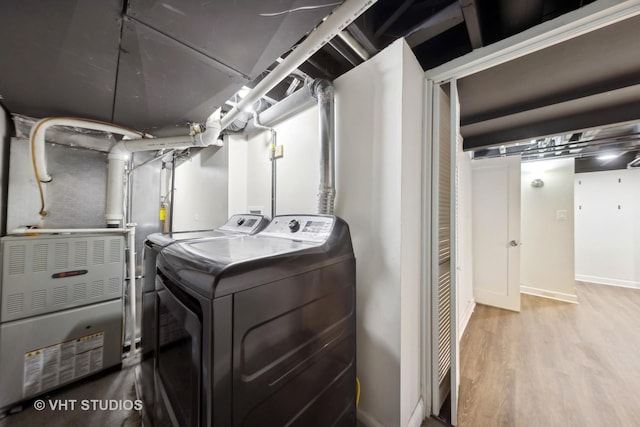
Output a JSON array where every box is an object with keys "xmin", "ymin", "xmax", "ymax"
[{"xmin": 288, "ymin": 219, "xmax": 300, "ymax": 233}]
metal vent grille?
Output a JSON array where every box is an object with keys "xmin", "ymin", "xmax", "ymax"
[
  {"xmin": 54, "ymin": 242, "xmax": 69, "ymax": 270},
  {"xmin": 53, "ymin": 287, "xmax": 67, "ymax": 305},
  {"xmin": 33, "ymin": 244, "xmax": 49, "ymax": 272},
  {"xmin": 75, "ymin": 241, "xmax": 88, "ymax": 267},
  {"xmin": 8, "ymin": 245, "xmax": 26, "ymax": 275},
  {"xmin": 32, "ymin": 290, "xmax": 46, "ymax": 310},
  {"xmin": 431, "ymin": 86, "xmax": 453, "ymax": 412},
  {"xmin": 108, "ymin": 278, "xmax": 120, "ymax": 294},
  {"xmin": 93, "ymin": 240, "xmax": 105, "ymax": 265},
  {"xmin": 90, "ymin": 280, "xmax": 104, "ymax": 297},
  {"xmin": 437, "ymin": 104, "xmax": 452, "ymax": 385},
  {"xmin": 109, "ymin": 239, "xmax": 121, "ymax": 263},
  {"xmin": 437, "ymin": 265, "xmax": 452, "ymax": 383},
  {"xmin": 73, "ymin": 283, "xmax": 88, "ymax": 301},
  {"xmin": 7, "ymin": 294, "xmax": 24, "ymax": 314}
]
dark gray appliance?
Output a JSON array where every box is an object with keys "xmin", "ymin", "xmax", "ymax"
[
  {"xmin": 153, "ymin": 214, "xmax": 356, "ymax": 427},
  {"xmin": 138, "ymin": 214, "xmax": 269, "ymax": 424}
]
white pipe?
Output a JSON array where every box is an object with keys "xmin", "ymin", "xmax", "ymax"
[
  {"xmin": 219, "ymin": 0, "xmax": 378, "ymax": 130},
  {"xmin": 337, "ymin": 30, "xmax": 371, "ymax": 61},
  {"xmin": 106, "ymin": 158, "xmax": 127, "ymax": 226},
  {"xmin": 30, "ymin": 118, "xmax": 144, "ymax": 183},
  {"xmin": 10, "ymin": 227, "xmax": 127, "ymax": 234},
  {"xmin": 127, "ymin": 224, "xmax": 137, "ymax": 356}
]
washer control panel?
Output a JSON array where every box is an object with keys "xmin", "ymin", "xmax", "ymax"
[
  {"xmin": 218, "ymin": 214, "xmax": 267, "ymax": 233},
  {"xmin": 260, "ymin": 215, "xmax": 335, "ymax": 243}
]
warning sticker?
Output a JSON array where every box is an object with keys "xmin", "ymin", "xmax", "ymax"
[{"xmin": 23, "ymin": 332, "xmax": 105, "ymax": 398}]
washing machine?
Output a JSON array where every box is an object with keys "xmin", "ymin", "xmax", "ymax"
[
  {"xmin": 153, "ymin": 214, "xmax": 356, "ymax": 427},
  {"xmin": 138, "ymin": 214, "xmax": 270, "ymax": 424}
]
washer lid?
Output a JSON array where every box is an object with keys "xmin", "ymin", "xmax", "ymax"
[
  {"xmin": 145, "ymin": 214, "xmax": 270, "ymax": 248},
  {"xmin": 157, "ymin": 215, "xmax": 355, "ymax": 299}
]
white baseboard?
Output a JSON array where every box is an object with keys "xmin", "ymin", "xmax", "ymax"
[
  {"xmin": 520, "ymin": 285, "xmax": 578, "ymax": 304},
  {"xmin": 458, "ymin": 299, "xmax": 476, "ymax": 339},
  {"xmin": 358, "ymin": 398, "xmax": 425, "ymax": 427},
  {"xmin": 357, "ymin": 409, "xmax": 386, "ymax": 427},
  {"xmin": 407, "ymin": 398, "xmax": 425, "ymax": 427},
  {"xmin": 575, "ymin": 275, "xmax": 640, "ymax": 289}
]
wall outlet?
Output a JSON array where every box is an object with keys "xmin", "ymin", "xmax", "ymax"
[{"xmin": 556, "ymin": 209, "xmax": 568, "ymax": 221}]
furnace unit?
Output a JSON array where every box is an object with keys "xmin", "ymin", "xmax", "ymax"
[{"xmin": 0, "ymin": 233, "xmax": 125, "ymax": 413}]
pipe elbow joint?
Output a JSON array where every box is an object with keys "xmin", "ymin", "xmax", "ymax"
[
  {"xmin": 109, "ymin": 141, "xmax": 131, "ymax": 160},
  {"xmin": 309, "ymin": 79, "xmax": 334, "ymax": 102}
]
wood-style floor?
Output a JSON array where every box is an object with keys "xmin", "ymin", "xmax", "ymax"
[{"xmin": 458, "ymin": 282, "xmax": 640, "ymax": 427}]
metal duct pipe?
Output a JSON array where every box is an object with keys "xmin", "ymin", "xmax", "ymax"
[
  {"xmin": 218, "ymin": 0, "xmax": 378, "ymax": 132},
  {"xmin": 311, "ymin": 79, "xmax": 336, "ymax": 214}
]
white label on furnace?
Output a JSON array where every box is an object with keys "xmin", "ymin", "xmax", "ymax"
[{"xmin": 22, "ymin": 332, "xmax": 105, "ymax": 398}]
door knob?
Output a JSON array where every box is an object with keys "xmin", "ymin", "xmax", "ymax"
[{"xmin": 509, "ymin": 240, "xmax": 518, "ymax": 247}]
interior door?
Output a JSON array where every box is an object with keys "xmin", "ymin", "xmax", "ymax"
[{"xmin": 471, "ymin": 156, "xmax": 521, "ymax": 312}]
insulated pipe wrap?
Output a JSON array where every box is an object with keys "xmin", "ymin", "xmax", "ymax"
[{"xmin": 105, "ymin": 158, "xmax": 126, "ymax": 227}]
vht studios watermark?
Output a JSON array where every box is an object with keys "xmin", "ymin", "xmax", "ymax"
[{"xmin": 33, "ymin": 399, "xmax": 142, "ymax": 411}]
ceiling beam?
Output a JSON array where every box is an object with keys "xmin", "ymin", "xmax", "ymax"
[
  {"xmin": 405, "ymin": 2, "xmax": 464, "ymax": 47},
  {"xmin": 424, "ymin": 0, "xmax": 640, "ymax": 84},
  {"xmin": 348, "ymin": 18, "xmax": 380, "ymax": 55},
  {"xmin": 374, "ymin": 0, "xmax": 416, "ymax": 37},
  {"xmin": 459, "ymin": 0, "xmax": 483, "ymax": 48},
  {"xmin": 461, "ymin": 84, "xmax": 640, "ymax": 149}
]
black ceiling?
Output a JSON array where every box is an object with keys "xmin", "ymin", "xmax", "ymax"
[{"xmin": 0, "ymin": 0, "xmax": 597, "ymax": 135}]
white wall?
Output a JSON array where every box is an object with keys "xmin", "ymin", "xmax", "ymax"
[
  {"xmin": 521, "ymin": 158, "xmax": 577, "ymax": 302},
  {"xmin": 456, "ymin": 150, "xmax": 475, "ymax": 337},
  {"xmin": 228, "ymin": 106, "xmax": 319, "ymax": 217},
  {"xmin": 172, "ymin": 144, "xmax": 228, "ymax": 231},
  {"xmin": 228, "ymin": 39, "xmax": 424, "ymax": 427},
  {"xmin": 227, "ymin": 134, "xmax": 248, "ymax": 215},
  {"xmin": 575, "ymin": 168, "xmax": 640, "ymax": 288},
  {"xmin": 397, "ymin": 40, "xmax": 424, "ymax": 427},
  {"xmin": 335, "ymin": 39, "xmax": 423, "ymax": 427}
]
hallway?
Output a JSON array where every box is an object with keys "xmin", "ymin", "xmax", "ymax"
[{"xmin": 458, "ymin": 282, "xmax": 640, "ymax": 427}]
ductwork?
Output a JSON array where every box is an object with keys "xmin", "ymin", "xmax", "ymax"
[
  {"xmin": 29, "ymin": 0, "xmax": 378, "ymax": 226},
  {"xmin": 628, "ymin": 154, "xmax": 640, "ymax": 168},
  {"xmin": 311, "ymin": 79, "xmax": 336, "ymax": 214},
  {"xmin": 29, "ymin": 112, "xmax": 223, "ymax": 226},
  {"xmin": 217, "ymin": 0, "xmax": 378, "ymax": 133}
]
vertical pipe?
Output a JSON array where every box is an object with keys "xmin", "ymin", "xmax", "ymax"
[
  {"xmin": 169, "ymin": 153, "xmax": 177, "ymax": 232},
  {"xmin": 312, "ymin": 80, "xmax": 336, "ymax": 214},
  {"xmin": 252, "ymin": 111, "xmax": 278, "ymax": 217},
  {"xmin": 106, "ymin": 156, "xmax": 127, "ymax": 227},
  {"xmin": 126, "ymin": 166, "xmax": 133, "ymax": 225},
  {"xmin": 128, "ymin": 225, "xmax": 137, "ymax": 356},
  {"xmin": 271, "ymin": 130, "xmax": 277, "ymax": 218}
]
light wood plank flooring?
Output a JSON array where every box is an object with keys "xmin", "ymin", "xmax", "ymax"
[{"xmin": 458, "ymin": 282, "xmax": 640, "ymax": 427}]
